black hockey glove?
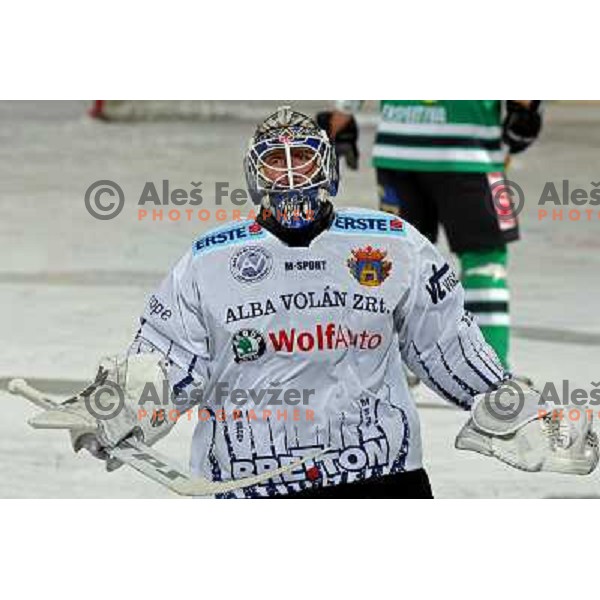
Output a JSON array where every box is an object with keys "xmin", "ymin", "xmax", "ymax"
[
  {"xmin": 316, "ymin": 111, "xmax": 359, "ymax": 170},
  {"xmin": 502, "ymin": 101, "xmax": 543, "ymax": 154}
]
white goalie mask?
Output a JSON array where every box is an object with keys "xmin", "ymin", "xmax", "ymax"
[{"xmin": 244, "ymin": 106, "xmax": 339, "ymax": 229}]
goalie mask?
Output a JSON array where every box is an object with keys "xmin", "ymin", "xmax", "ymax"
[{"xmin": 244, "ymin": 106, "xmax": 339, "ymax": 229}]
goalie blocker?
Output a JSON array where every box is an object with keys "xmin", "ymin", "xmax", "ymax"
[{"xmin": 10, "ymin": 354, "xmax": 326, "ymax": 497}]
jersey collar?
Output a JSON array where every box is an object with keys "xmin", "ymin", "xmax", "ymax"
[{"xmin": 255, "ymin": 201, "xmax": 334, "ymax": 247}]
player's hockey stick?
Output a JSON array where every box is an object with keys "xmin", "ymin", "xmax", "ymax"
[{"xmin": 8, "ymin": 378, "xmax": 323, "ymax": 497}]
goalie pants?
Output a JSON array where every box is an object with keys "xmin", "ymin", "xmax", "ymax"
[{"xmin": 278, "ymin": 468, "xmax": 434, "ymax": 499}]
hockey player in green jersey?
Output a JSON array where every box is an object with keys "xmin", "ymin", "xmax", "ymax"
[{"xmin": 320, "ymin": 100, "xmax": 543, "ymax": 370}]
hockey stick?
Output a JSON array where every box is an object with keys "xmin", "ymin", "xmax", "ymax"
[{"xmin": 8, "ymin": 378, "xmax": 324, "ymax": 497}]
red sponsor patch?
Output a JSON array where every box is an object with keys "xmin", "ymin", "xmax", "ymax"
[
  {"xmin": 487, "ymin": 172, "xmax": 517, "ymax": 231},
  {"xmin": 268, "ymin": 323, "xmax": 383, "ymax": 352}
]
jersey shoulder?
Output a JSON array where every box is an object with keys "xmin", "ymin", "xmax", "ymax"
[
  {"xmin": 330, "ymin": 207, "xmax": 430, "ymax": 258},
  {"xmin": 330, "ymin": 206, "xmax": 411, "ymax": 239},
  {"xmin": 191, "ymin": 219, "xmax": 270, "ymax": 257}
]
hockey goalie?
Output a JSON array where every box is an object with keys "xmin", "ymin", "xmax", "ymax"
[{"xmin": 16, "ymin": 106, "xmax": 599, "ymax": 497}]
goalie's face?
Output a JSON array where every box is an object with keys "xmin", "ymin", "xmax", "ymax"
[{"xmin": 260, "ymin": 146, "xmax": 321, "ymax": 189}]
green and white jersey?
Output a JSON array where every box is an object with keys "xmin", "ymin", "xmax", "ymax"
[{"xmin": 371, "ymin": 101, "xmax": 506, "ymax": 173}]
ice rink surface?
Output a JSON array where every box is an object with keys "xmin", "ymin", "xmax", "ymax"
[{"xmin": 1, "ymin": 100, "xmax": 599, "ymax": 498}]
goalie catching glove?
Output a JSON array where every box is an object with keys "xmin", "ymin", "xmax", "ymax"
[
  {"xmin": 456, "ymin": 380, "xmax": 599, "ymax": 475},
  {"xmin": 28, "ymin": 354, "xmax": 186, "ymax": 463}
]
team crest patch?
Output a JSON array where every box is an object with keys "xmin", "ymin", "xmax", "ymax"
[
  {"xmin": 230, "ymin": 246, "xmax": 273, "ymax": 284},
  {"xmin": 347, "ymin": 246, "xmax": 392, "ymax": 287},
  {"xmin": 232, "ymin": 329, "xmax": 266, "ymax": 363}
]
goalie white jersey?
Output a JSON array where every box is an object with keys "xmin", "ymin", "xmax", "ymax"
[{"xmin": 132, "ymin": 207, "xmax": 506, "ymax": 497}]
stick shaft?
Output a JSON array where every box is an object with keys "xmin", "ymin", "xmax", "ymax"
[
  {"xmin": 8, "ymin": 378, "xmax": 326, "ymax": 496},
  {"xmin": 8, "ymin": 378, "xmax": 58, "ymax": 411}
]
